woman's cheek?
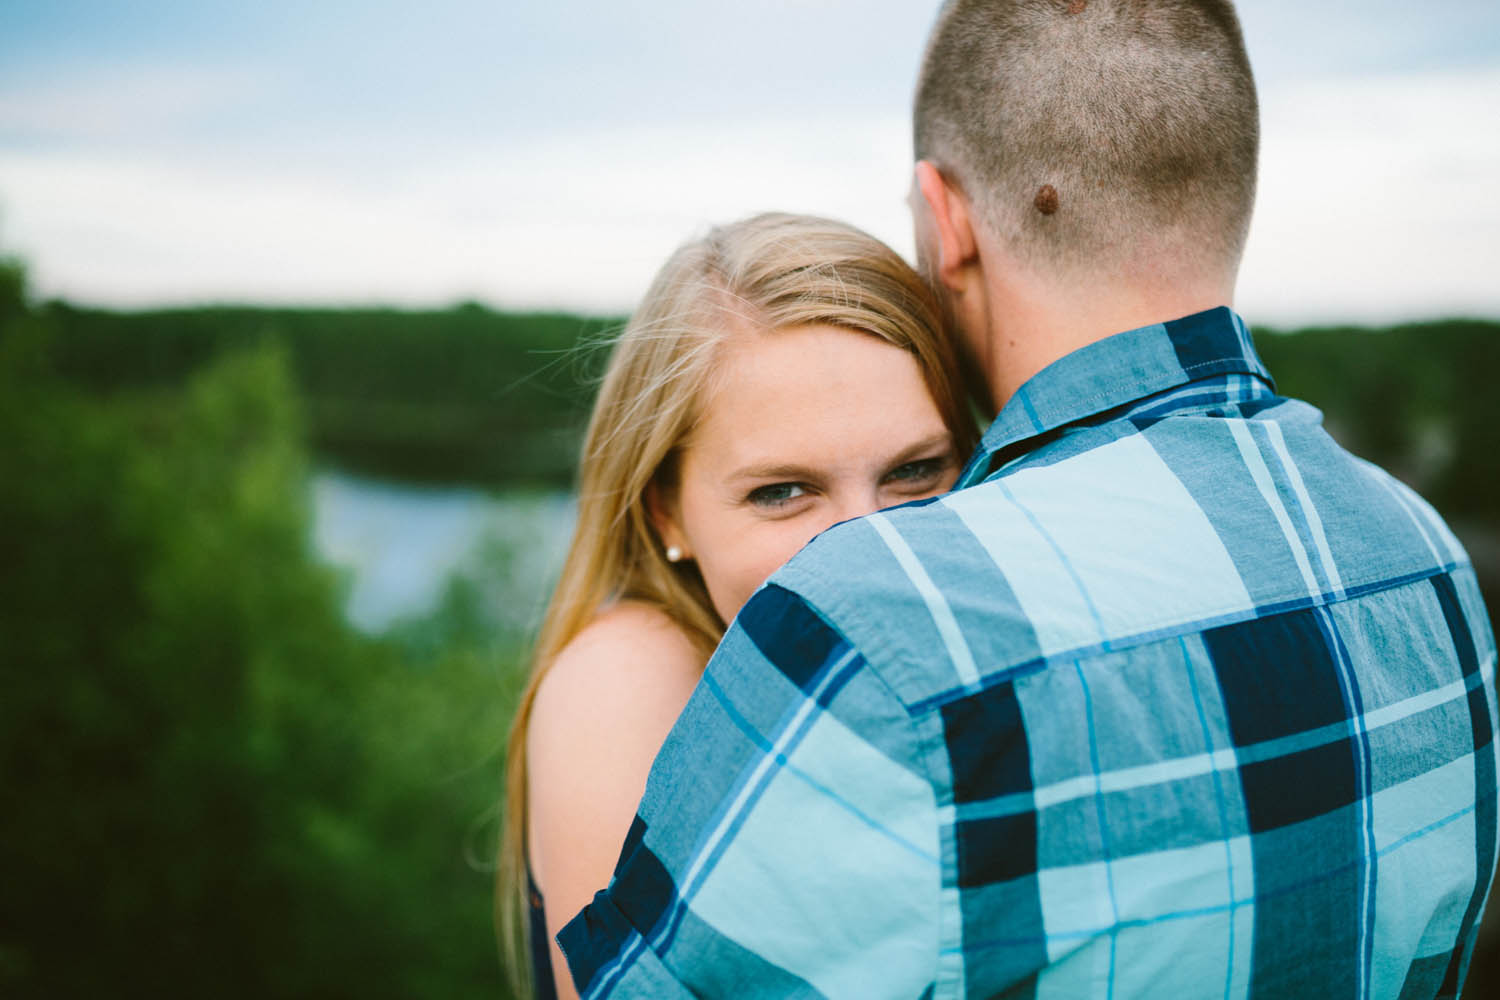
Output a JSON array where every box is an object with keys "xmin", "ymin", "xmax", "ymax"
[
  {"xmin": 704, "ymin": 519, "xmax": 825, "ymax": 622},
  {"xmin": 726, "ymin": 529, "xmax": 787, "ymax": 616},
  {"xmin": 757, "ymin": 523, "xmax": 815, "ymax": 583}
]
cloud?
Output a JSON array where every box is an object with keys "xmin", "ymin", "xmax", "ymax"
[
  {"xmin": 0, "ymin": 65, "xmax": 272, "ymax": 144},
  {"xmin": 0, "ymin": 113, "xmax": 917, "ymax": 312},
  {"xmin": 2, "ymin": 66, "xmax": 1498, "ymax": 325},
  {"xmin": 1239, "ymin": 67, "xmax": 1500, "ymax": 324}
]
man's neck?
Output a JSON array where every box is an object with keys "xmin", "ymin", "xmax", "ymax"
[{"xmin": 977, "ymin": 264, "xmax": 1235, "ymax": 414}]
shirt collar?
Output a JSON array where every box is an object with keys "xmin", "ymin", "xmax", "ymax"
[{"xmin": 957, "ymin": 306, "xmax": 1272, "ymax": 487}]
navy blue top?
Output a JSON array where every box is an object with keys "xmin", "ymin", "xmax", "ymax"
[{"xmin": 526, "ymin": 866, "xmax": 558, "ymax": 1000}]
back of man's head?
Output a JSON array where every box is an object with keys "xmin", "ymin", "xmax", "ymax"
[{"xmin": 915, "ymin": 0, "xmax": 1258, "ymax": 283}]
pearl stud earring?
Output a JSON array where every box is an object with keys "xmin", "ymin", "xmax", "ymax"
[{"xmin": 665, "ymin": 546, "xmax": 684, "ymax": 563}]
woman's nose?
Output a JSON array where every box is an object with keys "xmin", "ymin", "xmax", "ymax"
[{"xmin": 828, "ymin": 488, "xmax": 884, "ymax": 528}]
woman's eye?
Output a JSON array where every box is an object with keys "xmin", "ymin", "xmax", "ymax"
[
  {"xmin": 886, "ymin": 458, "xmax": 947, "ymax": 484},
  {"xmin": 747, "ymin": 482, "xmax": 808, "ymax": 508}
]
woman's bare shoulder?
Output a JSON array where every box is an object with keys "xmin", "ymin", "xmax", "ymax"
[
  {"xmin": 551, "ymin": 600, "xmax": 703, "ymax": 669},
  {"xmin": 525, "ymin": 604, "xmax": 706, "ymax": 996},
  {"xmin": 534, "ymin": 601, "xmax": 703, "ymax": 708},
  {"xmin": 526, "ymin": 603, "xmax": 707, "ymax": 921},
  {"xmin": 528, "ymin": 601, "xmax": 706, "ymax": 760}
]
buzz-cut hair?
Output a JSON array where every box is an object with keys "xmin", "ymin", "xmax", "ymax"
[{"xmin": 914, "ymin": 0, "xmax": 1259, "ymax": 276}]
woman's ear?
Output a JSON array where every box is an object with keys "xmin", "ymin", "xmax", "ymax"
[{"xmin": 644, "ymin": 481, "xmax": 690, "ymax": 563}]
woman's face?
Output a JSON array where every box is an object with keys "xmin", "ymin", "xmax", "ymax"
[{"xmin": 656, "ymin": 323, "xmax": 961, "ymax": 625}]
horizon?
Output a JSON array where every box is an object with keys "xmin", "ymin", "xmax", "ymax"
[{"xmin": 18, "ymin": 286, "xmax": 1500, "ymax": 333}]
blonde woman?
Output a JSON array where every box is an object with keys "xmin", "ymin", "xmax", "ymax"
[{"xmin": 501, "ymin": 213, "xmax": 980, "ymax": 999}]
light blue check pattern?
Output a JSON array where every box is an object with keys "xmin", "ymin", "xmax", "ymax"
[{"xmin": 557, "ymin": 307, "xmax": 1498, "ymax": 999}]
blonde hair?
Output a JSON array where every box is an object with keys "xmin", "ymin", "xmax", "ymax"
[{"xmin": 497, "ymin": 212, "xmax": 978, "ymax": 992}]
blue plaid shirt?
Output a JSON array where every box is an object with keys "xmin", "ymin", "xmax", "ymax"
[{"xmin": 558, "ymin": 307, "xmax": 1498, "ymax": 999}]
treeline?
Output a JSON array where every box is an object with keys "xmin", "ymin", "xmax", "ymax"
[{"xmin": 40, "ymin": 300, "xmax": 618, "ymax": 486}]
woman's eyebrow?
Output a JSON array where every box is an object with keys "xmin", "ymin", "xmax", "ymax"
[
  {"xmin": 885, "ymin": 432, "xmax": 955, "ymax": 466},
  {"xmin": 725, "ymin": 461, "xmax": 822, "ymax": 484}
]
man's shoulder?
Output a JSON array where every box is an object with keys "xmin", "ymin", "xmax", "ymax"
[{"xmin": 769, "ymin": 409, "xmax": 1476, "ymax": 714}]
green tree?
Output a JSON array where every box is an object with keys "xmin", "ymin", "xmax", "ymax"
[{"xmin": 0, "ymin": 311, "xmax": 519, "ymax": 997}]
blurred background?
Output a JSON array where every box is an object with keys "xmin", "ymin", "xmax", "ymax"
[{"xmin": 2, "ymin": 2, "xmax": 1497, "ymax": 997}]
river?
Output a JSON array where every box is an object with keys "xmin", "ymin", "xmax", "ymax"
[{"xmin": 309, "ymin": 468, "xmax": 576, "ymax": 633}]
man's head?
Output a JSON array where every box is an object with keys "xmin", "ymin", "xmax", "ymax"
[{"xmin": 910, "ymin": 0, "xmax": 1259, "ymax": 405}]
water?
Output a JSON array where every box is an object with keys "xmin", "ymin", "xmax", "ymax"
[{"xmin": 309, "ymin": 468, "xmax": 576, "ymax": 633}]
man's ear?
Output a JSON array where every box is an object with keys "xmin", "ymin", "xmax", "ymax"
[
  {"xmin": 644, "ymin": 480, "xmax": 689, "ymax": 561},
  {"xmin": 914, "ymin": 160, "xmax": 980, "ymax": 292}
]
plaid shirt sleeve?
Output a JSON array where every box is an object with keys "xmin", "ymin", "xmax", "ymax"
[{"xmin": 557, "ymin": 583, "xmax": 943, "ymax": 999}]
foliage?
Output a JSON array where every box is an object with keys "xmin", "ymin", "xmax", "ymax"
[
  {"xmin": 0, "ymin": 255, "xmax": 25, "ymax": 325},
  {"xmin": 0, "ymin": 300, "xmax": 522, "ymax": 997}
]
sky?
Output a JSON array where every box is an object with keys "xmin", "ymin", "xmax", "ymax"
[{"xmin": 1, "ymin": 1, "xmax": 1497, "ymax": 326}]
